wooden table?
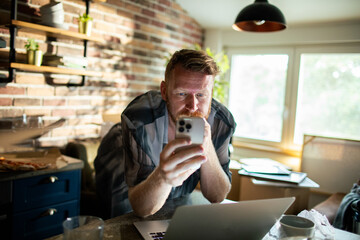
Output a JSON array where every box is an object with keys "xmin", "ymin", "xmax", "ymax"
[
  {"xmin": 48, "ymin": 190, "xmax": 210, "ymax": 240},
  {"xmin": 47, "ymin": 190, "xmax": 360, "ymax": 240}
]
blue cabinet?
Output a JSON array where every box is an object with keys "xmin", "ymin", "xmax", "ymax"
[{"xmin": 1, "ymin": 169, "xmax": 81, "ymax": 239}]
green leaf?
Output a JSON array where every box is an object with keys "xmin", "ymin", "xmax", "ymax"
[{"xmin": 24, "ymin": 38, "xmax": 39, "ymax": 51}]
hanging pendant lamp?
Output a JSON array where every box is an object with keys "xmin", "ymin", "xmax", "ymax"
[{"xmin": 232, "ymin": 0, "xmax": 286, "ymax": 32}]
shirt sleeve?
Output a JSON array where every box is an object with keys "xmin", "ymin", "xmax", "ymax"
[
  {"xmin": 121, "ymin": 115, "xmax": 156, "ymax": 187},
  {"xmin": 211, "ymin": 118, "xmax": 236, "ymax": 183}
]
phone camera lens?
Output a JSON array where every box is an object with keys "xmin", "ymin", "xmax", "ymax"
[
  {"xmin": 179, "ymin": 120, "xmax": 185, "ymax": 126},
  {"xmin": 179, "ymin": 127, "xmax": 184, "ymax": 133},
  {"xmin": 186, "ymin": 124, "xmax": 192, "ymax": 129}
]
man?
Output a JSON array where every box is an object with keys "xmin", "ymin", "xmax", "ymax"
[{"xmin": 121, "ymin": 49, "xmax": 236, "ymax": 217}]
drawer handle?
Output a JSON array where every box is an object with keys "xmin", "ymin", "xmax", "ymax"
[
  {"xmin": 49, "ymin": 176, "xmax": 58, "ymax": 183},
  {"xmin": 41, "ymin": 208, "xmax": 57, "ymax": 217}
]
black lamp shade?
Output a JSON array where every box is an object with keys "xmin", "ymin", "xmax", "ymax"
[{"xmin": 233, "ymin": 0, "xmax": 286, "ymax": 32}]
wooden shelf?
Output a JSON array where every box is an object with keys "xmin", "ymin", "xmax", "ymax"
[
  {"xmin": 11, "ymin": 20, "xmax": 104, "ymax": 43},
  {"xmin": 11, "ymin": 63, "xmax": 103, "ymax": 77}
]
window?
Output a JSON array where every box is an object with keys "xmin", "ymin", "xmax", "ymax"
[
  {"xmin": 294, "ymin": 53, "xmax": 360, "ymax": 144},
  {"xmin": 228, "ymin": 54, "xmax": 288, "ymax": 142},
  {"xmin": 227, "ymin": 44, "xmax": 360, "ymax": 151}
]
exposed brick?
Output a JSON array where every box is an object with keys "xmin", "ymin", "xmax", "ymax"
[
  {"xmin": 130, "ymin": 39, "xmax": 155, "ymax": 50},
  {"xmin": 30, "ymin": 0, "xmax": 51, "ymax": 6},
  {"xmin": 159, "ymin": 0, "xmax": 171, "ymax": 7},
  {"xmin": 153, "ymin": 4, "xmax": 165, "ymax": 12},
  {"xmin": 68, "ymin": 117, "xmax": 102, "ymax": 126},
  {"xmin": 151, "ymin": 20, "xmax": 165, "ymax": 28},
  {"xmin": 0, "ymin": 27, "xmax": 10, "ymax": 35},
  {"xmin": 24, "ymin": 108, "xmax": 52, "ymax": 116},
  {"xmin": 103, "ymin": 14, "xmax": 120, "ymax": 25},
  {"xmin": 120, "ymin": 20, "xmax": 135, "ymax": 28},
  {"xmin": 166, "ymin": 24, "xmax": 177, "ymax": 32},
  {"xmin": 0, "ymin": 109, "xmax": 23, "ymax": 118},
  {"xmin": 134, "ymin": 14, "xmax": 149, "ymax": 24},
  {"xmin": 123, "ymin": 2, "xmax": 142, "ymax": 14},
  {"xmin": 14, "ymin": 98, "xmax": 41, "ymax": 106},
  {"xmin": 0, "ymin": 86, "xmax": 25, "ymax": 95},
  {"xmin": 43, "ymin": 99, "xmax": 66, "ymax": 106},
  {"xmin": 51, "ymin": 127, "xmax": 75, "ymax": 137},
  {"xmin": 63, "ymin": 1, "xmax": 83, "ymax": 15},
  {"xmin": 75, "ymin": 126, "xmax": 99, "ymax": 136},
  {"xmin": 55, "ymin": 46, "xmax": 84, "ymax": 56},
  {"xmin": 171, "ymin": 1, "xmax": 183, "ymax": 11},
  {"xmin": 106, "ymin": 0, "xmax": 124, "ymax": 8},
  {"xmin": 76, "ymin": 108, "xmax": 100, "ymax": 115},
  {"xmin": 55, "ymin": 87, "xmax": 79, "ymax": 96},
  {"xmin": 52, "ymin": 109, "xmax": 76, "ymax": 117},
  {"xmin": 142, "ymin": 9, "xmax": 155, "ymax": 18},
  {"xmin": 93, "ymin": 21, "xmax": 116, "ymax": 34},
  {"xmin": 117, "ymin": 8, "xmax": 134, "ymax": 19},
  {"xmin": 0, "ymin": 0, "xmax": 204, "ymax": 144},
  {"xmin": 15, "ymin": 74, "xmax": 46, "ymax": 85},
  {"xmin": 90, "ymin": 98, "xmax": 105, "ymax": 106},
  {"xmin": 0, "ymin": 98, "xmax": 12, "ymax": 106},
  {"xmin": 131, "ymin": 65, "xmax": 147, "ymax": 74},
  {"xmin": 133, "ymin": 32, "xmax": 148, "ymax": 41},
  {"xmin": 68, "ymin": 99, "xmax": 91, "ymax": 106},
  {"xmin": 27, "ymin": 87, "xmax": 54, "ymax": 96}
]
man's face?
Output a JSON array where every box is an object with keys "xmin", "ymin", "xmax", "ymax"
[{"xmin": 161, "ymin": 65, "xmax": 214, "ymax": 123}]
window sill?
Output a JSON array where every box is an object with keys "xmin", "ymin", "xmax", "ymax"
[{"xmin": 232, "ymin": 141, "xmax": 301, "ymax": 158}]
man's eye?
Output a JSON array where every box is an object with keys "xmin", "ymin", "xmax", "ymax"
[
  {"xmin": 178, "ymin": 93, "xmax": 186, "ymax": 96},
  {"xmin": 196, "ymin": 93, "xmax": 204, "ymax": 97}
]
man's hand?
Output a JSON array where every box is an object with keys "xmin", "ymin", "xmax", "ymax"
[
  {"xmin": 128, "ymin": 137, "xmax": 207, "ymax": 217},
  {"xmin": 158, "ymin": 138, "xmax": 207, "ymax": 187},
  {"xmin": 199, "ymin": 119, "xmax": 232, "ymax": 203}
]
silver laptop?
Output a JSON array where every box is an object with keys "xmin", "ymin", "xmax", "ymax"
[{"xmin": 134, "ymin": 197, "xmax": 295, "ymax": 240}]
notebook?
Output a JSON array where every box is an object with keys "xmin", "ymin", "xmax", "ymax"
[
  {"xmin": 134, "ymin": 197, "xmax": 295, "ymax": 240},
  {"xmin": 239, "ymin": 169, "xmax": 307, "ymax": 184}
]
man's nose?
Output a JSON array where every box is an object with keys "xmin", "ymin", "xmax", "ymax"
[{"xmin": 185, "ymin": 94, "xmax": 198, "ymax": 111}]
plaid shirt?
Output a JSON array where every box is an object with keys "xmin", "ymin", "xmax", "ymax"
[{"xmin": 121, "ymin": 90, "xmax": 236, "ymax": 200}]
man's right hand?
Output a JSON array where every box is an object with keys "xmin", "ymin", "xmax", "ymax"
[
  {"xmin": 157, "ymin": 138, "xmax": 207, "ymax": 187},
  {"xmin": 128, "ymin": 138, "xmax": 207, "ymax": 217}
]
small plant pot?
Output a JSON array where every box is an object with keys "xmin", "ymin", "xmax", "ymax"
[
  {"xmin": 79, "ymin": 20, "xmax": 92, "ymax": 36},
  {"xmin": 27, "ymin": 50, "xmax": 43, "ymax": 66},
  {"xmin": 27, "ymin": 50, "xmax": 35, "ymax": 65},
  {"xmin": 34, "ymin": 50, "xmax": 43, "ymax": 66}
]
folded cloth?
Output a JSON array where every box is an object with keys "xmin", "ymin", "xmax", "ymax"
[{"xmin": 298, "ymin": 209, "xmax": 335, "ymax": 239}]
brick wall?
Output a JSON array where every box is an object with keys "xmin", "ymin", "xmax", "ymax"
[{"xmin": 0, "ymin": 0, "xmax": 204, "ymax": 147}]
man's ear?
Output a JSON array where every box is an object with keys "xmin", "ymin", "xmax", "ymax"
[{"xmin": 160, "ymin": 81, "xmax": 167, "ymax": 101}]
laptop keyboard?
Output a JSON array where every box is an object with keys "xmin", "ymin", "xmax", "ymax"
[{"xmin": 149, "ymin": 231, "xmax": 166, "ymax": 239}]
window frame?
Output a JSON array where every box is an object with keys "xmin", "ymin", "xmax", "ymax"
[{"xmin": 226, "ymin": 43, "xmax": 360, "ymax": 153}]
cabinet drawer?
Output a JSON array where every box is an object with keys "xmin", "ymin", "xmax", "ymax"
[
  {"xmin": 12, "ymin": 200, "xmax": 79, "ymax": 240},
  {"xmin": 13, "ymin": 170, "xmax": 81, "ymax": 212}
]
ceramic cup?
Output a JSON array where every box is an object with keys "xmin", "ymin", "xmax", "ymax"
[
  {"xmin": 279, "ymin": 215, "xmax": 315, "ymax": 238},
  {"xmin": 63, "ymin": 216, "xmax": 104, "ymax": 240}
]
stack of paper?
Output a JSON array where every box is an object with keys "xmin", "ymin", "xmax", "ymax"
[{"xmin": 238, "ymin": 158, "xmax": 307, "ymax": 184}]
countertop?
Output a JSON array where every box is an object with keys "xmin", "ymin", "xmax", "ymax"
[{"xmin": 0, "ymin": 150, "xmax": 83, "ymax": 182}]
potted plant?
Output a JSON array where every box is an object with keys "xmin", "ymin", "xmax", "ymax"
[
  {"xmin": 194, "ymin": 44, "xmax": 230, "ymax": 104},
  {"xmin": 24, "ymin": 39, "xmax": 43, "ymax": 66},
  {"xmin": 78, "ymin": 13, "xmax": 93, "ymax": 36}
]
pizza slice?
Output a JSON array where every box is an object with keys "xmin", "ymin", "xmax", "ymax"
[{"xmin": 0, "ymin": 157, "xmax": 50, "ymax": 171}]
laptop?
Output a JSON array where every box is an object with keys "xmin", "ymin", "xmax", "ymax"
[{"xmin": 134, "ymin": 197, "xmax": 295, "ymax": 240}]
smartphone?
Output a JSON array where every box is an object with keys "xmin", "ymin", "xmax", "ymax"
[{"xmin": 175, "ymin": 117, "xmax": 205, "ymax": 145}]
